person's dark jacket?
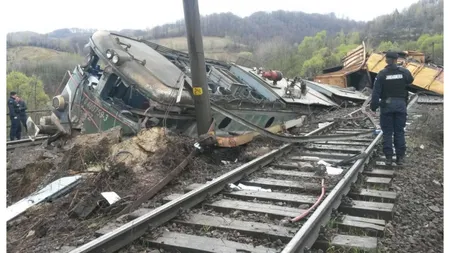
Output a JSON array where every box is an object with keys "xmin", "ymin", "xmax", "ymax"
[
  {"xmin": 371, "ymin": 64, "xmax": 414, "ymax": 112},
  {"xmin": 8, "ymin": 97, "xmax": 20, "ymax": 119}
]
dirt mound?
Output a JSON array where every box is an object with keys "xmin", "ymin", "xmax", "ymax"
[
  {"xmin": 7, "ymin": 126, "xmax": 197, "ymax": 252},
  {"xmin": 110, "ymin": 127, "xmax": 168, "ymax": 167},
  {"xmin": 61, "ymin": 127, "xmax": 122, "ymax": 173}
]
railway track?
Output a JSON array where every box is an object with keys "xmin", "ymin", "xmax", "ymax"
[
  {"xmin": 35, "ymin": 95, "xmax": 419, "ymax": 253},
  {"xmin": 6, "ymin": 136, "xmax": 49, "ymax": 151}
]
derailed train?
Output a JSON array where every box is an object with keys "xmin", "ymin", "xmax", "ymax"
[{"xmin": 26, "ymin": 31, "xmax": 363, "ymax": 144}]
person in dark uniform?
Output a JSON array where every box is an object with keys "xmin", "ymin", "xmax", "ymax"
[
  {"xmin": 8, "ymin": 91, "xmax": 22, "ymax": 141},
  {"xmin": 16, "ymin": 96, "xmax": 28, "ymax": 133},
  {"xmin": 370, "ymin": 51, "xmax": 414, "ymax": 166}
]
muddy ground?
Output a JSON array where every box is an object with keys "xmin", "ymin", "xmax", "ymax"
[
  {"xmin": 379, "ymin": 104, "xmax": 443, "ymax": 253},
  {"xmin": 6, "ymin": 105, "xmax": 367, "ymax": 253}
]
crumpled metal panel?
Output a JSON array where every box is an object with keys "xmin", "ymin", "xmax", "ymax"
[
  {"xmin": 304, "ymin": 80, "xmax": 368, "ymax": 101},
  {"xmin": 235, "ymin": 65, "xmax": 338, "ymax": 107},
  {"xmin": 7, "ymin": 175, "xmax": 82, "ymax": 222},
  {"xmin": 314, "ymin": 43, "xmax": 367, "ymax": 88}
]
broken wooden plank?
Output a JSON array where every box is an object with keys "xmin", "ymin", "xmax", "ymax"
[
  {"xmin": 117, "ymin": 150, "xmax": 196, "ymax": 216},
  {"xmin": 224, "ymin": 190, "xmax": 317, "ymax": 205},
  {"xmin": 330, "ymin": 235, "xmax": 378, "ymax": 252},
  {"xmin": 146, "ymin": 231, "xmax": 277, "ymax": 253},
  {"xmin": 339, "ymin": 200, "xmax": 394, "ymax": 220},
  {"xmin": 174, "ymin": 213, "xmax": 296, "ymax": 241}
]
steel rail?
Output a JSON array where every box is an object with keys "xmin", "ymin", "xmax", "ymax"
[
  {"xmin": 281, "ymin": 94, "xmax": 420, "ymax": 253},
  {"xmin": 7, "ymin": 136, "xmax": 49, "ymax": 145},
  {"xmin": 281, "ymin": 132, "xmax": 382, "ymax": 253},
  {"xmin": 69, "ymin": 110, "xmax": 348, "ymax": 253}
]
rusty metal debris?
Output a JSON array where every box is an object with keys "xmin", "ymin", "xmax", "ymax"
[{"xmin": 314, "ymin": 43, "xmax": 444, "ymax": 96}]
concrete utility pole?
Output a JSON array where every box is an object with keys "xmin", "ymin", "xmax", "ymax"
[{"xmin": 183, "ymin": 0, "xmax": 212, "ymax": 136}]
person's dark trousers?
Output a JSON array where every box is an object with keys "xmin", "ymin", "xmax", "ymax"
[
  {"xmin": 10, "ymin": 118, "xmax": 22, "ymax": 141},
  {"xmin": 20, "ymin": 115, "xmax": 28, "ymax": 132},
  {"xmin": 379, "ymin": 99, "xmax": 407, "ymax": 159}
]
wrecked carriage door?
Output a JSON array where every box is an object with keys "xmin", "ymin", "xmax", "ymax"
[{"xmin": 78, "ymin": 72, "xmax": 138, "ymax": 135}]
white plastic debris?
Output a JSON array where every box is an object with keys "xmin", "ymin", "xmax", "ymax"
[
  {"xmin": 420, "ymin": 144, "xmax": 425, "ymax": 149},
  {"xmin": 228, "ymin": 183, "xmax": 271, "ymax": 192},
  {"xmin": 194, "ymin": 142, "xmax": 201, "ymax": 150},
  {"xmin": 221, "ymin": 160, "xmax": 231, "ymax": 165},
  {"xmin": 326, "ymin": 167, "xmax": 343, "ymax": 175},
  {"xmin": 238, "ymin": 183, "xmax": 271, "ymax": 192},
  {"xmin": 101, "ymin": 192, "xmax": 121, "ymax": 205},
  {"xmin": 318, "ymin": 122, "xmax": 332, "ymax": 128},
  {"xmin": 318, "ymin": 160, "xmax": 343, "ymax": 175},
  {"xmin": 433, "ymin": 180, "xmax": 441, "ymax": 186}
]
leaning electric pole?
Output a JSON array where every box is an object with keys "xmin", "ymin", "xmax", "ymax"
[{"xmin": 183, "ymin": 0, "xmax": 212, "ymax": 136}]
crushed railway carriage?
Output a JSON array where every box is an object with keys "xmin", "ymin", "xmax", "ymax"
[
  {"xmin": 314, "ymin": 43, "xmax": 444, "ymax": 95},
  {"xmin": 28, "ymin": 31, "xmax": 337, "ymax": 139}
]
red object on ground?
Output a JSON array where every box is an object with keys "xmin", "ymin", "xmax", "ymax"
[
  {"xmin": 290, "ymin": 179, "xmax": 325, "ymax": 222},
  {"xmin": 261, "ymin": 70, "xmax": 283, "ymax": 81}
]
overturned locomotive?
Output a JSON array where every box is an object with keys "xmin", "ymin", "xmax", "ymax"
[{"xmin": 27, "ymin": 31, "xmax": 360, "ymax": 145}]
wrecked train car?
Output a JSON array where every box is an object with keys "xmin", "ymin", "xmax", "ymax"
[
  {"xmin": 314, "ymin": 43, "xmax": 444, "ymax": 95},
  {"xmin": 27, "ymin": 31, "xmax": 338, "ymax": 142}
]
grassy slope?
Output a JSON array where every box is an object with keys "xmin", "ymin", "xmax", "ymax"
[
  {"xmin": 151, "ymin": 36, "xmax": 249, "ymax": 62},
  {"xmin": 7, "ymin": 46, "xmax": 83, "ymax": 64}
]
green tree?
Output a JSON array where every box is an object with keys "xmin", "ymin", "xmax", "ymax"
[
  {"xmin": 416, "ymin": 34, "xmax": 443, "ymax": 64},
  {"xmin": 376, "ymin": 41, "xmax": 401, "ymax": 52},
  {"xmin": 7, "ymin": 71, "xmax": 50, "ymax": 111}
]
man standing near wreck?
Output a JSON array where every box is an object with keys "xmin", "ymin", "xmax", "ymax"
[
  {"xmin": 8, "ymin": 91, "xmax": 22, "ymax": 141},
  {"xmin": 16, "ymin": 96, "xmax": 28, "ymax": 133},
  {"xmin": 370, "ymin": 51, "xmax": 414, "ymax": 166}
]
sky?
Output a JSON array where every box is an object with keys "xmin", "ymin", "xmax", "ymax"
[{"xmin": 2, "ymin": 0, "xmax": 419, "ymax": 34}]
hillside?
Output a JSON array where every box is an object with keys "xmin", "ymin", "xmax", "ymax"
[
  {"xmin": 5, "ymin": 0, "xmax": 443, "ymax": 96},
  {"xmin": 364, "ymin": 0, "xmax": 443, "ymax": 45},
  {"xmin": 7, "ymin": 46, "xmax": 83, "ymax": 95},
  {"xmin": 151, "ymin": 36, "xmax": 250, "ymax": 61},
  {"xmin": 6, "ymin": 0, "xmax": 443, "ymax": 55},
  {"xmin": 146, "ymin": 11, "xmax": 364, "ymax": 48}
]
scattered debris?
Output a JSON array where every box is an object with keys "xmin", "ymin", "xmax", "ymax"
[
  {"xmin": 432, "ymin": 180, "xmax": 441, "ymax": 187},
  {"xmin": 101, "ymin": 192, "xmax": 121, "ymax": 205},
  {"xmin": 7, "ymin": 175, "xmax": 82, "ymax": 222},
  {"xmin": 428, "ymin": 205, "xmax": 441, "ymax": 213},
  {"xmin": 317, "ymin": 160, "xmax": 343, "ymax": 175},
  {"xmin": 229, "ymin": 183, "xmax": 272, "ymax": 192}
]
